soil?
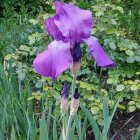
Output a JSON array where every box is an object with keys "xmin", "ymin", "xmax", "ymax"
[
  {"xmin": 110, "ymin": 110, "xmax": 140, "ymax": 140},
  {"xmin": 86, "ymin": 110, "xmax": 140, "ymax": 140}
]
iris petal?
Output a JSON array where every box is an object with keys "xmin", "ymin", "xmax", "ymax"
[
  {"xmin": 46, "ymin": 17, "xmax": 65, "ymax": 41},
  {"xmin": 33, "ymin": 40, "xmax": 72, "ymax": 80},
  {"xmin": 55, "ymin": 1, "xmax": 64, "ymax": 14},
  {"xmin": 84, "ymin": 37, "xmax": 116, "ymax": 68},
  {"xmin": 46, "ymin": 2, "xmax": 93, "ymax": 42}
]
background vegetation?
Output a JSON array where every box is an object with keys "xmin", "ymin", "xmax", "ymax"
[{"xmin": 0, "ymin": 0, "xmax": 140, "ymax": 139}]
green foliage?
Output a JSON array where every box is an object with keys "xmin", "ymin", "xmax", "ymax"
[
  {"xmin": 0, "ymin": 64, "xmax": 64, "ymax": 139},
  {"xmin": 0, "ymin": 0, "xmax": 52, "ymax": 18},
  {"xmin": 1, "ymin": 0, "xmax": 140, "ymax": 136},
  {"xmin": 81, "ymin": 97, "xmax": 122, "ymax": 140},
  {"xmin": 0, "ymin": 63, "xmax": 102, "ymax": 139},
  {"xmin": 2, "ymin": 0, "xmax": 139, "ymax": 125}
]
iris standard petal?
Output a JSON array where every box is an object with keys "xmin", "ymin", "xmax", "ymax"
[
  {"xmin": 46, "ymin": 2, "xmax": 93, "ymax": 42},
  {"xmin": 54, "ymin": 2, "xmax": 93, "ymax": 41},
  {"xmin": 84, "ymin": 37, "xmax": 116, "ymax": 68},
  {"xmin": 46, "ymin": 17, "xmax": 65, "ymax": 41},
  {"xmin": 33, "ymin": 40, "xmax": 72, "ymax": 80},
  {"xmin": 46, "ymin": 2, "xmax": 65, "ymax": 40},
  {"xmin": 54, "ymin": 1, "xmax": 64, "ymax": 14}
]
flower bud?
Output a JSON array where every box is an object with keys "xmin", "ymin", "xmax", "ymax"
[
  {"xmin": 70, "ymin": 88, "xmax": 80, "ymax": 115},
  {"xmin": 61, "ymin": 81, "xmax": 68, "ymax": 99},
  {"xmin": 60, "ymin": 81, "xmax": 69, "ymax": 113},
  {"xmin": 70, "ymin": 62, "xmax": 81, "ymax": 76}
]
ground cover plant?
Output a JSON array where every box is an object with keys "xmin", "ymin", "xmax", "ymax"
[{"xmin": 0, "ymin": 0, "xmax": 140, "ymax": 140}]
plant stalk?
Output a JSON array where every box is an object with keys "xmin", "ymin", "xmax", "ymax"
[
  {"xmin": 65, "ymin": 114, "xmax": 74, "ymax": 140},
  {"xmin": 65, "ymin": 75, "xmax": 76, "ymax": 140},
  {"xmin": 72, "ymin": 75, "xmax": 76, "ymax": 97},
  {"xmin": 62, "ymin": 114, "xmax": 67, "ymax": 140}
]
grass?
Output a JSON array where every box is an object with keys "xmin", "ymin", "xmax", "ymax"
[
  {"xmin": 0, "ymin": 63, "xmax": 52, "ymax": 139},
  {"xmin": 0, "ymin": 63, "xmax": 31, "ymax": 139}
]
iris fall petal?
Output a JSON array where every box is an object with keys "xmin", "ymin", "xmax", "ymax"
[
  {"xmin": 33, "ymin": 40, "xmax": 72, "ymax": 80},
  {"xmin": 84, "ymin": 37, "xmax": 116, "ymax": 68}
]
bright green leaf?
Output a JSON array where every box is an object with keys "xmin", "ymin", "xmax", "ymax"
[
  {"xmin": 97, "ymin": 118, "xmax": 104, "ymax": 126},
  {"xmin": 128, "ymin": 106, "xmax": 136, "ymax": 112},
  {"xmin": 116, "ymin": 85, "xmax": 125, "ymax": 91},
  {"xmin": 28, "ymin": 96, "xmax": 34, "ymax": 101},
  {"xmin": 136, "ymin": 103, "xmax": 140, "ymax": 108},
  {"xmin": 115, "ymin": 6, "xmax": 124, "ymax": 13},
  {"xmin": 130, "ymin": 85, "xmax": 138, "ymax": 91},
  {"xmin": 35, "ymin": 81, "xmax": 42, "ymax": 88},
  {"xmin": 91, "ymin": 106, "xmax": 99, "ymax": 115},
  {"xmin": 107, "ymin": 78, "xmax": 113, "ymax": 84},
  {"xmin": 29, "ymin": 19, "xmax": 38, "ymax": 25},
  {"xmin": 128, "ymin": 101, "xmax": 135, "ymax": 106},
  {"xmin": 109, "ymin": 42, "xmax": 116, "ymax": 50},
  {"xmin": 106, "ymin": 28, "xmax": 116, "ymax": 34},
  {"xmin": 125, "ymin": 50, "xmax": 134, "ymax": 56},
  {"xmin": 95, "ymin": 11, "xmax": 104, "ymax": 17}
]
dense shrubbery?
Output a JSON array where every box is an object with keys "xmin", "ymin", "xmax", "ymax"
[{"xmin": 0, "ymin": 0, "xmax": 140, "ymax": 139}]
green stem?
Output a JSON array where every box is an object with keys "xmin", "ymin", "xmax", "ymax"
[
  {"xmin": 72, "ymin": 75, "xmax": 76, "ymax": 97},
  {"xmin": 65, "ymin": 75, "xmax": 76, "ymax": 140},
  {"xmin": 66, "ymin": 114, "xmax": 74, "ymax": 140},
  {"xmin": 62, "ymin": 114, "xmax": 67, "ymax": 140},
  {"xmin": 99, "ymin": 68, "xmax": 103, "ymax": 86}
]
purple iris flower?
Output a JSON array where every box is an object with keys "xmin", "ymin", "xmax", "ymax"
[{"xmin": 33, "ymin": 1, "xmax": 116, "ymax": 80}]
